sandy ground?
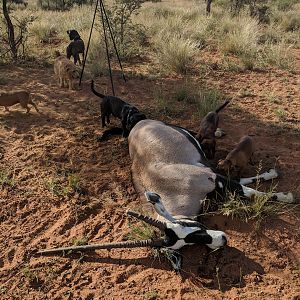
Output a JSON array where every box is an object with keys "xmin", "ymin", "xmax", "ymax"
[{"xmin": 0, "ymin": 51, "xmax": 299, "ymax": 299}]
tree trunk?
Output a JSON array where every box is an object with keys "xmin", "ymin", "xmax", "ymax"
[
  {"xmin": 206, "ymin": 0, "xmax": 213, "ymax": 15},
  {"xmin": 2, "ymin": 0, "xmax": 18, "ymax": 60}
]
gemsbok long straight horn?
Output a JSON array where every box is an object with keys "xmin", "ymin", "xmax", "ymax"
[
  {"xmin": 37, "ymin": 208, "xmax": 168, "ymax": 256},
  {"xmin": 37, "ymin": 238, "xmax": 166, "ymax": 255}
]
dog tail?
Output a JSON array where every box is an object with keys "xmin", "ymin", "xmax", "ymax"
[
  {"xmin": 91, "ymin": 80, "xmax": 105, "ymax": 98},
  {"xmin": 215, "ymin": 100, "xmax": 230, "ymax": 113}
]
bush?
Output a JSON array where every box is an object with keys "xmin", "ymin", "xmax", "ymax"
[
  {"xmin": 275, "ymin": 0, "xmax": 300, "ymax": 11},
  {"xmin": 195, "ymin": 88, "xmax": 222, "ymax": 118},
  {"xmin": 221, "ymin": 16, "xmax": 260, "ymax": 56},
  {"xmin": 259, "ymin": 41, "xmax": 293, "ymax": 70},
  {"xmin": 281, "ymin": 11, "xmax": 300, "ymax": 32},
  {"xmin": 86, "ymin": 39, "xmax": 107, "ymax": 77},
  {"xmin": 30, "ymin": 19, "xmax": 58, "ymax": 43},
  {"xmin": 155, "ymin": 34, "xmax": 197, "ymax": 74},
  {"xmin": 36, "ymin": 0, "xmax": 89, "ymax": 11}
]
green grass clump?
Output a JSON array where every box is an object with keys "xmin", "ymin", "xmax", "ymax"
[
  {"xmin": 219, "ymin": 190, "xmax": 290, "ymax": 225},
  {"xmin": 195, "ymin": 88, "xmax": 223, "ymax": 118},
  {"xmin": 0, "ymin": 169, "xmax": 15, "ymax": 189},
  {"xmin": 155, "ymin": 34, "xmax": 197, "ymax": 74},
  {"xmin": 72, "ymin": 235, "xmax": 89, "ymax": 246},
  {"xmin": 125, "ymin": 221, "xmax": 155, "ymax": 241},
  {"xmin": 46, "ymin": 172, "xmax": 83, "ymax": 197}
]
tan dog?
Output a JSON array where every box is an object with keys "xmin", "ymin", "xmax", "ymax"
[
  {"xmin": 0, "ymin": 90, "xmax": 39, "ymax": 113},
  {"xmin": 217, "ymin": 135, "xmax": 254, "ymax": 178},
  {"xmin": 54, "ymin": 51, "xmax": 79, "ymax": 90}
]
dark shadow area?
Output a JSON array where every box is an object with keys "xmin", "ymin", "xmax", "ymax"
[{"xmin": 34, "ymin": 242, "xmax": 264, "ymax": 292}]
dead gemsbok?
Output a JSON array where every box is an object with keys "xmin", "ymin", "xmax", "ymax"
[{"xmin": 37, "ymin": 120, "xmax": 293, "ymax": 263}]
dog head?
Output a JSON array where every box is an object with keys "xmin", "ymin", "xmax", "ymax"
[
  {"xmin": 200, "ymin": 138, "xmax": 216, "ymax": 159},
  {"xmin": 126, "ymin": 112, "xmax": 147, "ymax": 131},
  {"xmin": 67, "ymin": 29, "xmax": 81, "ymax": 41},
  {"xmin": 121, "ymin": 105, "xmax": 139, "ymax": 122}
]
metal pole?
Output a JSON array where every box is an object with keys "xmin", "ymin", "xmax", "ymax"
[
  {"xmin": 100, "ymin": 0, "xmax": 115, "ymax": 95},
  {"xmin": 100, "ymin": 0, "xmax": 126, "ymax": 82},
  {"xmin": 79, "ymin": 0, "xmax": 99, "ymax": 86}
]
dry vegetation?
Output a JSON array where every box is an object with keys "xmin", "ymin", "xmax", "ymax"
[{"xmin": 0, "ymin": 0, "xmax": 300, "ymax": 299}]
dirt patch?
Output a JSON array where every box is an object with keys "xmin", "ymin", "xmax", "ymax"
[{"xmin": 0, "ymin": 58, "xmax": 299, "ymax": 299}]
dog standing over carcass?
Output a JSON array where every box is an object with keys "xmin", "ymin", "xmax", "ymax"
[
  {"xmin": 196, "ymin": 100, "xmax": 230, "ymax": 159},
  {"xmin": 217, "ymin": 135, "xmax": 255, "ymax": 178},
  {"xmin": 91, "ymin": 80, "xmax": 146, "ymax": 138}
]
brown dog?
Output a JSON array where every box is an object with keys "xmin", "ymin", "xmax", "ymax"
[
  {"xmin": 217, "ymin": 135, "xmax": 254, "ymax": 178},
  {"xmin": 0, "ymin": 90, "xmax": 39, "ymax": 113},
  {"xmin": 54, "ymin": 51, "xmax": 79, "ymax": 90},
  {"xmin": 196, "ymin": 100, "xmax": 230, "ymax": 159}
]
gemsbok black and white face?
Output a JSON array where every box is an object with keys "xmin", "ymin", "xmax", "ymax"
[{"xmin": 144, "ymin": 192, "xmax": 227, "ymax": 250}]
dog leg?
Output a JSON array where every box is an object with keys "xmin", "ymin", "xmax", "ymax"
[
  {"xmin": 68, "ymin": 80, "xmax": 73, "ymax": 90},
  {"xmin": 59, "ymin": 77, "xmax": 64, "ymax": 88},
  {"xmin": 74, "ymin": 54, "xmax": 80, "ymax": 65},
  {"xmin": 30, "ymin": 101, "xmax": 39, "ymax": 113},
  {"xmin": 101, "ymin": 115, "xmax": 106, "ymax": 127},
  {"xmin": 24, "ymin": 104, "xmax": 30, "ymax": 114}
]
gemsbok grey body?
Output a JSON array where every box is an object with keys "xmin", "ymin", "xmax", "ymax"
[
  {"xmin": 128, "ymin": 119, "xmax": 293, "ymax": 218},
  {"xmin": 37, "ymin": 119, "xmax": 293, "ymax": 265}
]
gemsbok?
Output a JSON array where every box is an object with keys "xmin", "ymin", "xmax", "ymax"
[{"xmin": 37, "ymin": 120, "xmax": 293, "ymax": 263}]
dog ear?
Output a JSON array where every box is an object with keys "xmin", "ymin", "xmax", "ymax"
[{"xmin": 67, "ymin": 30, "xmax": 70, "ymax": 34}]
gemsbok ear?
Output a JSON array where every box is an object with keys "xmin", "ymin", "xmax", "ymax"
[{"xmin": 144, "ymin": 191, "xmax": 161, "ymax": 204}]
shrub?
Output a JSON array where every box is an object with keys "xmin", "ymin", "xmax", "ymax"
[
  {"xmin": 154, "ymin": 33, "xmax": 197, "ymax": 74},
  {"xmin": 281, "ymin": 11, "xmax": 300, "ymax": 32},
  {"xmin": 30, "ymin": 19, "xmax": 58, "ymax": 43},
  {"xmin": 221, "ymin": 16, "xmax": 260, "ymax": 56},
  {"xmin": 275, "ymin": 0, "xmax": 300, "ymax": 11},
  {"xmin": 195, "ymin": 88, "xmax": 222, "ymax": 118},
  {"xmin": 86, "ymin": 38, "xmax": 108, "ymax": 77},
  {"xmin": 259, "ymin": 41, "xmax": 293, "ymax": 70}
]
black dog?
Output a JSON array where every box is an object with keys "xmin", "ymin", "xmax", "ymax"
[
  {"xmin": 91, "ymin": 80, "xmax": 146, "ymax": 139},
  {"xmin": 66, "ymin": 29, "xmax": 85, "ymax": 65}
]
